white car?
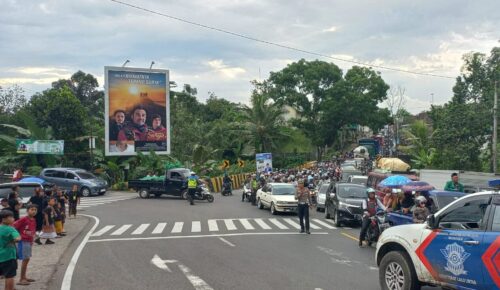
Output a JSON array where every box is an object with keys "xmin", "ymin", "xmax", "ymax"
[
  {"xmin": 376, "ymin": 191, "xmax": 500, "ymax": 290},
  {"xmin": 316, "ymin": 182, "xmax": 330, "ymax": 212},
  {"xmin": 347, "ymin": 175, "xmax": 368, "ymax": 186},
  {"xmin": 257, "ymin": 183, "xmax": 297, "ymax": 215}
]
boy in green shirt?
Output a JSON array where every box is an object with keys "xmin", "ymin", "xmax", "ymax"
[{"xmin": 0, "ymin": 210, "xmax": 21, "ymax": 290}]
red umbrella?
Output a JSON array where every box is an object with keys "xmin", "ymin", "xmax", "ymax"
[{"xmin": 401, "ymin": 181, "xmax": 435, "ymax": 192}]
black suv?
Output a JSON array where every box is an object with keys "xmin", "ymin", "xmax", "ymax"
[{"xmin": 324, "ymin": 183, "xmax": 367, "ymax": 227}]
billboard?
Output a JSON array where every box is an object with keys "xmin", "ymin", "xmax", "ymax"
[
  {"xmin": 16, "ymin": 139, "xmax": 64, "ymax": 155},
  {"xmin": 256, "ymin": 153, "xmax": 273, "ymax": 173},
  {"xmin": 105, "ymin": 67, "xmax": 170, "ymax": 156}
]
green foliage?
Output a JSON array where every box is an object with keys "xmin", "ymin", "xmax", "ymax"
[
  {"xmin": 257, "ymin": 59, "xmax": 390, "ymax": 160},
  {"xmin": 25, "ymin": 166, "xmax": 42, "ymax": 176}
]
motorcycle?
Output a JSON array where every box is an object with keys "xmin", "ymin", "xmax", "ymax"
[
  {"xmin": 221, "ymin": 182, "xmax": 232, "ymax": 196},
  {"xmin": 365, "ymin": 211, "xmax": 388, "ymax": 246},
  {"xmin": 242, "ymin": 184, "xmax": 251, "ymax": 202},
  {"xmin": 186, "ymin": 185, "xmax": 214, "ymax": 203}
]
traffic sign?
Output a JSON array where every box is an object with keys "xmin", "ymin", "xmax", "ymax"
[
  {"xmin": 222, "ymin": 160, "xmax": 230, "ymax": 169},
  {"xmin": 238, "ymin": 160, "xmax": 245, "ymax": 167}
]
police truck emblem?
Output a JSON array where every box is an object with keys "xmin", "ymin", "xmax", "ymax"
[{"xmin": 440, "ymin": 243, "xmax": 471, "ymax": 276}]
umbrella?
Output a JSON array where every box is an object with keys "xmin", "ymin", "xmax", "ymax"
[
  {"xmin": 378, "ymin": 175, "xmax": 411, "ymax": 188},
  {"xmin": 19, "ymin": 177, "xmax": 47, "ymax": 184},
  {"xmin": 401, "ymin": 181, "xmax": 435, "ymax": 192}
]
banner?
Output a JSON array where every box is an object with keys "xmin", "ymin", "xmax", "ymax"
[
  {"xmin": 16, "ymin": 139, "xmax": 64, "ymax": 155},
  {"xmin": 105, "ymin": 67, "xmax": 170, "ymax": 156},
  {"xmin": 256, "ymin": 153, "xmax": 273, "ymax": 173}
]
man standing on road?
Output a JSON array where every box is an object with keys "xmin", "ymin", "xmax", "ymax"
[
  {"xmin": 444, "ymin": 173, "xmax": 464, "ymax": 192},
  {"xmin": 186, "ymin": 172, "xmax": 199, "ymax": 206},
  {"xmin": 359, "ymin": 188, "xmax": 385, "ymax": 247},
  {"xmin": 251, "ymin": 174, "xmax": 259, "ymax": 206},
  {"xmin": 295, "ymin": 179, "xmax": 313, "ymax": 234}
]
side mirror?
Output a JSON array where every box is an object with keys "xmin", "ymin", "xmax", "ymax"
[
  {"xmin": 426, "ymin": 214, "xmax": 438, "ymax": 229},
  {"xmin": 74, "ymin": 177, "xmax": 79, "ymax": 180}
]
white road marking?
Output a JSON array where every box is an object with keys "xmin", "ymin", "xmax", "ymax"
[
  {"xmin": 191, "ymin": 221, "xmax": 201, "ymax": 233},
  {"xmin": 312, "ymin": 219, "xmax": 337, "ymax": 229},
  {"xmin": 207, "ymin": 220, "xmax": 219, "ymax": 232},
  {"xmin": 152, "ymin": 223, "xmax": 167, "ymax": 234},
  {"xmin": 80, "ymin": 197, "xmax": 133, "ymax": 202},
  {"xmin": 91, "ymin": 225, "xmax": 115, "ymax": 237},
  {"xmin": 253, "ymin": 218, "xmax": 272, "ymax": 230},
  {"xmin": 61, "ymin": 214, "xmax": 100, "ymax": 290},
  {"xmin": 268, "ymin": 218, "xmax": 289, "ymax": 229},
  {"xmin": 223, "ymin": 219, "xmax": 237, "ymax": 231},
  {"xmin": 132, "ymin": 224, "xmax": 150, "ymax": 235},
  {"xmin": 88, "ymin": 232, "xmax": 329, "ymax": 243},
  {"xmin": 238, "ymin": 219, "xmax": 255, "ymax": 230},
  {"xmin": 151, "ymin": 254, "xmax": 178, "ymax": 272},
  {"xmin": 178, "ymin": 264, "xmax": 215, "ymax": 290},
  {"xmin": 308, "ymin": 221, "xmax": 321, "ymax": 230},
  {"xmin": 283, "ymin": 218, "xmax": 301, "ymax": 229},
  {"xmin": 218, "ymin": 237, "xmax": 235, "ymax": 247},
  {"xmin": 110, "ymin": 224, "xmax": 132, "ymax": 235},
  {"xmin": 343, "ymin": 227, "xmax": 352, "ymax": 230},
  {"xmin": 323, "ymin": 219, "xmax": 339, "ymax": 226},
  {"xmin": 171, "ymin": 222, "xmax": 184, "ymax": 233}
]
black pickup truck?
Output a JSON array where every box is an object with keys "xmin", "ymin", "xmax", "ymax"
[{"xmin": 128, "ymin": 168, "xmax": 190, "ymax": 199}]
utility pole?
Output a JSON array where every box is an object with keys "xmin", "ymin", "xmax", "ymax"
[{"xmin": 494, "ymin": 80, "xmax": 498, "ymax": 174}]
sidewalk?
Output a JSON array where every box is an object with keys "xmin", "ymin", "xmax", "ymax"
[{"xmin": 17, "ymin": 216, "xmax": 90, "ymax": 290}]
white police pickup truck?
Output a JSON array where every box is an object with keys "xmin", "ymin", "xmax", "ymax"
[{"xmin": 376, "ymin": 191, "xmax": 500, "ymax": 290}]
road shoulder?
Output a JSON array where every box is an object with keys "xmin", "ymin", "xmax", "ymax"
[{"xmin": 25, "ymin": 216, "xmax": 90, "ymax": 290}]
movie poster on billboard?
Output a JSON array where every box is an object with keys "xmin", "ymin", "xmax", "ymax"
[
  {"xmin": 256, "ymin": 153, "xmax": 273, "ymax": 173},
  {"xmin": 105, "ymin": 67, "xmax": 170, "ymax": 156}
]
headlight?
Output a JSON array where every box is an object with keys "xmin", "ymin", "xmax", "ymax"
[{"xmin": 276, "ymin": 201, "xmax": 286, "ymax": 205}]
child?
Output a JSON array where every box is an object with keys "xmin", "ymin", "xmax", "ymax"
[
  {"xmin": 13, "ymin": 205, "xmax": 37, "ymax": 286},
  {"xmin": 0, "ymin": 210, "xmax": 21, "ymax": 290},
  {"xmin": 54, "ymin": 202, "xmax": 63, "ymax": 238},
  {"xmin": 38, "ymin": 197, "xmax": 57, "ymax": 245},
  {"xmin": 67, "ymin": 185, "xmax": 80, "ymax": 218}
]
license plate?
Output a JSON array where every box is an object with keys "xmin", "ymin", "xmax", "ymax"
[{"xmin": 100, "ymin": 189, "xmax": 106, "ymax": 192}]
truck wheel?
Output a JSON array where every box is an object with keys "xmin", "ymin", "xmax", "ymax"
[
  {"xmin": 379, "ymin": 251, "xmax": 420, "ymax": 290},
  {"xmin": 139, "ymin": 189, "xmax": 150, "ymax": 199}
]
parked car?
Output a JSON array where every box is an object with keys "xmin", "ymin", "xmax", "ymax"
[
  {"xmin": 257, "ymin": 183, "xmax": 297, "ymax": 215},
  {"xmin": 0, "ymin": 182, "xmax": 49, "ymax": 207},
  {"xmin": 324, "ymin": 183, "xmax": 367, "ymax": 226},
  {"xmin": 128, "ymin": 168, "xmax": 190, "ymax": 199},
  {"xmin": 40, "ymin": 168, "xmax": 108, "ymax": 197},
  {"xmin": 347, "ymin": 175, "xmax": 368, "ymax": 186},
  {"xmin": 316, "ymin": 182, "xmax": 330, "ymax": 212}
]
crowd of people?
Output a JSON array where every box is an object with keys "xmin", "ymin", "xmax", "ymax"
[{"xmin": 0, "ymin": 184, "xmax": 80, "ymax": 289}]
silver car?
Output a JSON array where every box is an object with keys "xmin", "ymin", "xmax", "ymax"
[
  {"xmin": 316, "ymin": 182, "xmax": 330, "ymax": 212},
  {"xmin": 40, "ymin": 168, "xmax": 108, "ymax": 197}
]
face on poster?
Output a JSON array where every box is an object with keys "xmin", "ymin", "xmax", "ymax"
[
  {"xmin": 256, "ymin": 153, "xmax": 273, "ymax": 173},
  {"xmin": 105, "ymin": 67, "xmax": 170, "ymax": 156}
]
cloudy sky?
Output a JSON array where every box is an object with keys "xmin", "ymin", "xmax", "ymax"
[{"xmin": 1, "ymin": 0, "xmax": 499, "ymax": 113}]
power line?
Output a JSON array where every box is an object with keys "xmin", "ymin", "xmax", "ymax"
[{"xmin": 109, "ymin": 0, "xmax": 455, "ymax": 79}]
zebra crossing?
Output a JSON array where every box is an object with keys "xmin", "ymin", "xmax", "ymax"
[
  {"xmin": 90, "ymin": 218, "xmax": 352, "ymax": 238},
  {"xmin": 78, "ymin": 193, "xmax": 136, "ymax": 209}
]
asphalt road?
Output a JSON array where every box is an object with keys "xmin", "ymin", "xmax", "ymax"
[{"xmin": 47, "ymin": 190, "xmax": 414, "ymax": 290}]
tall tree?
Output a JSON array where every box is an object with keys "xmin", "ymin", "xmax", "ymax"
[{"xmin": 257, "ymin": 59, "xmax": 389, "ymax": 159}]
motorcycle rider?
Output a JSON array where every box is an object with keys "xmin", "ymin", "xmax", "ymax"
[
  {"xmin": 242, "ymin": 174, "xmax": 251, "ymax": 202},
  {"xmin": 222, "ymin": 174, "xmax": 232, "ymax": 195},
  {"xmin": 359, "ymin": 188, "xmax": 386, "ymax": 247},
  {"xmin": 412, "ymin": 195, "xmax": 430, "ymax": 223},
  {"xmin": 186, "ymin": 171, "xmax": 199, "ymax": 205}
]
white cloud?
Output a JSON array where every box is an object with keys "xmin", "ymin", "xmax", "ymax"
[
  {"xmin": 206, "ymin": 60, "xmax": 246, "ymax": 79},
  {"xmin": 322, "ymin": 26, "xmax": 338, "ymax": 33}
]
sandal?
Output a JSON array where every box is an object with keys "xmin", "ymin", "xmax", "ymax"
[
  {"xmin": 26, "ymin": 278, "xmax": 36, "ymax": 282},
  {"xmin": 17, "ymin": 280, "xmax": 30, "ymax": 285}
]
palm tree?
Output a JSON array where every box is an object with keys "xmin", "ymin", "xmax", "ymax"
[
  {"xmin": 237, "ymin": 93, "xmax": 290, "ymax": 153},
  {"xmin": 401, "ymin": 120, "xmax": 436, "ymax": 168}
]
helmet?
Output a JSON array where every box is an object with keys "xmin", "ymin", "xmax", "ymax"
[
  {"xmin": 415, "ymin": 195, "xmax": 427, "ymax": 205},
  {"xmin": 366, "ymin": 188, "xmax": 376, "ymax": 196},
  {"xmin": 190, "ymin": 171, "xmax": 196, "ymax": 175}
]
